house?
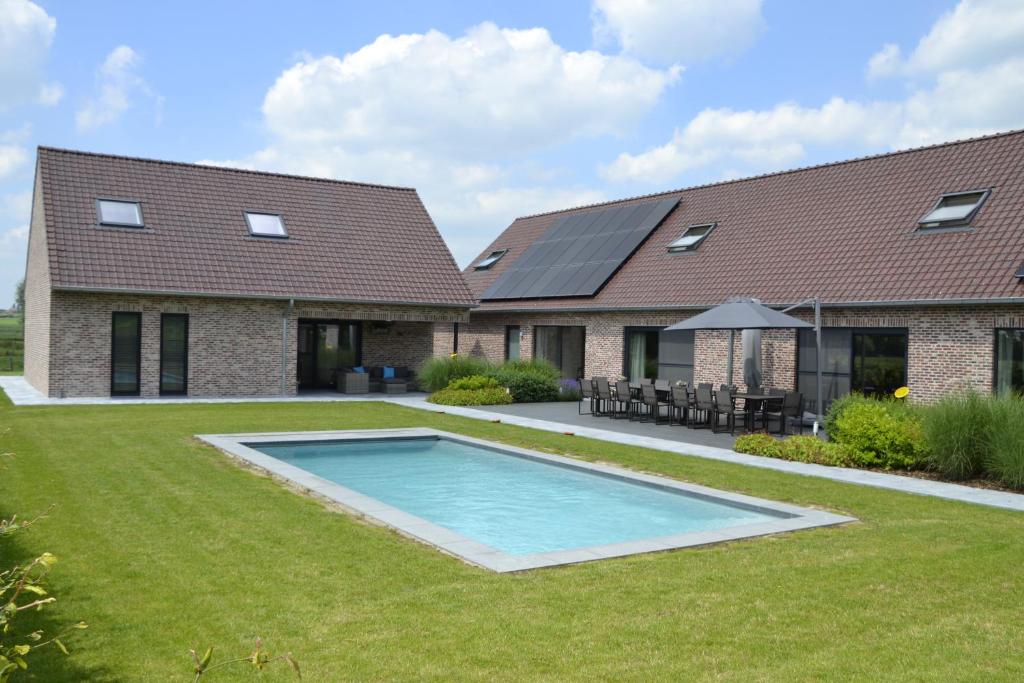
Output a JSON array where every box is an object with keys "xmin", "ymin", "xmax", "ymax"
[
  {"xmin": 458, "ymin": 129, "xmax": 1024, "ymax": 411},
  {"xmin": 22, "ymin": 147, "xmax": 474, "ymax": 398}
]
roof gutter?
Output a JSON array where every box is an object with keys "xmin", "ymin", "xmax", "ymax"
[
  {"xmin": 52, "ymin": 284, "xmax": 478, "ymax": 310},
  {"xmin": 469, "ymin": 296, "xmax": 1024, "ymax": 314}
]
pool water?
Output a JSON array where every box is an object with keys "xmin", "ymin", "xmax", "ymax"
[{"xmin": 253, "ymin": 437, "xmax": 786, "ymax": 556}]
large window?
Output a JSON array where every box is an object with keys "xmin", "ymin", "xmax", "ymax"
[
  {"xmin": 159, "ymin": 314, "xmax": 188, "ymax": 395},
  {"xmin": 625, "ymin": 328, "xmax": 659, "ymax": 380},
  {"xmin": 797, "ymin": 328, "xmax": 908, "ymax": 412},
  {"xmin": 505, "ymin": 325, "xmax": 521, "ymax": 361},
  {"xmin": 534, "ymin": 326, "xmax": 585, "ymax": 380},
  {"xmin": 995, "ymin": 329, "xmax": 1024, "ymax": 395},
  {"xmin": 111, "ymin": 312, "xmax": 141, "ymax": 396},
  {"xmin": 297, "ymin": 320, "xmax": 362, "ymax": 389},
  {"xmin": 624, "ymin": 327, "xmax": 694, "ymax": 382}
]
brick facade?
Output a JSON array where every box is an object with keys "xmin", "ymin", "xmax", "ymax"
[
  {"xmin": 29, "ymin": 291, "xmax": 467, "ymax": 398},
  {"xmin": 460, "ymin": 304, "xmax": 1024, "ymax": 403},
  {"xmin": 22, "ymin": 168, "xmax": 51, "ymax": 394}
]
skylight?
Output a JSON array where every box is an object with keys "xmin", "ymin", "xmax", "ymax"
[
  {"xmin": 245, "ymin": 212, "xmax": 287, "ymax": 238},
  {"xmin": 474, "ymin": 249, "xmax": 508, "ymax": 270},
  {"xmin": 918, "ymin": 190, "xmax": 989, "ymax": 229},
  {"xmin": 668, "ymin": 223, "xmax": 715, "ymax": 252},
  {"xmin": 97, "ymin": 199, "xmax": 143, "ymax": 227}
]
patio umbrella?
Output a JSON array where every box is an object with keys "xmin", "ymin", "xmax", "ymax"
[
  {"xmin": 665, "ymin": 297, "xmax": 824, "ymax": 430},
  {"xmin": 664, "ymin": 299, "xmax": 814, "ymax": 332}
]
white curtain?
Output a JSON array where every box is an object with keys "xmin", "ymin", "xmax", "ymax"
[{"xmin": 628, "ymin": 333, "xmax": 646, "ymax": 380}]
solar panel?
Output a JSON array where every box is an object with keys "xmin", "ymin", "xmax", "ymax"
[{"xmin": 481, "ymin": 197, "xmax": 679, "ymax": 300}]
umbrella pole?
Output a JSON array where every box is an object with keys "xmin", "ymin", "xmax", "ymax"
[{"xmin": 726, "ymin": 329, "xmax": 735, "ymax": 386}]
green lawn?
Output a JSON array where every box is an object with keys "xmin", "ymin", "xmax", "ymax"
[
  {"xmin": 2, "ymin": 393, "xmax": 1023, "ymax": 681},
  {"xmin": 0, "ymin": 315, "xmax": 23, "ymax": 372}
]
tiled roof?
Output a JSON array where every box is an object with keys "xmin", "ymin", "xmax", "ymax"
[
  {"xmin": 37, "ymin": 147, "xmax": 475, "ymax": 307},
  {"xmin": 466, "ymin": 129, "xmax": 1024, "ymax": 311}
]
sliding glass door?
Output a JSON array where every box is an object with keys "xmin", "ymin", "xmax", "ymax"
[
  {"xmin": 297, "ymin": 320, "xmax": 362, "ymax": 389},
  {"xmin": 624, "ymin": 327, "xmax": 658, "ymax": 381},
  {"xmin": 995, "ymin": 329, "xmax": 1024, "ymax": 395},
  {"xmin": 534, "ymin": 326, "xmax": 585, "ymax": 379},
  {"xmin": 111, "ymin": 312, "xmax": 141, "ymax": 396},
  {"xmin": 797, "ymin": 327, "xmax": 908, "ymax": 412},
  {"xmin": 160, "ymin": 314, "xmax": 188, "ymax": 395}
]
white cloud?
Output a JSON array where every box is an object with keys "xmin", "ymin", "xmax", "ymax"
[
  {"xmin": 869, "ymin": 0, "xmax": 1024, "ymax": 77},
  {"xmin": 209, "ymin": 22, "xmax": 678, "ymax": 265},
  {"xmin": 591, "ymin": 0, "xmax": 765, "ymax": 65},
  {"xmin": 261, "ymin": 22, "xmax": 678, "ymax": 158},
  {"xmin": 866, "ymin": 43, "xmax": 902, "ymax": 80},
  {"xmin": 604, "ymin": 1, "xmax": 1024, "ymax": 184},
  {"xmin": 76, "ymin": 45, "xmax": 157, "ymax": 131},
  {"xmin": 0, "ymin": 224, "xmax": 27, "ymax": 247},
  {"xmin": 0, "ymin": 0, "xmax": 60, "ymax": 109},
  {"xmin": 0, "ymin": 143, "xmax": 27, "ymax": 179}
]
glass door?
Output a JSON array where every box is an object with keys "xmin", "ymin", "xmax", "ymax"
[
  {"xmin": 159, "ymin": 314, "xmax": 188, "ymax": 395},
  {"xmin": 297, "ymin": 320, "xmax": 362, "ymax": 389},
  {"xmin": 111, "ymin": 312, "xmax": 141, "ymax": 396}
]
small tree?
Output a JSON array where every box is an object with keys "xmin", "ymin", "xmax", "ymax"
[{"xmin": 14, "ymin": 279, "xmax": 24, "ymax": 324}]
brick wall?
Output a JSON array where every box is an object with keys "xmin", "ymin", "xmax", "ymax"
[
  {"xmin": 22, "ymin": 167, "xmax": 51, "ymax": 394},
  {"xmin": 44, "ymin": 291, "xmax": 467, "ymax": 398},
  {"xmin": 465, "ymin": 303, "xmax": 1024, "ymax": 403}
]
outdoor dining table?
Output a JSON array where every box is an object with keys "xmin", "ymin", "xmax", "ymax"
[{"xmin": 733, "ymin": 392, "xmax": 784, "ymax": 430}]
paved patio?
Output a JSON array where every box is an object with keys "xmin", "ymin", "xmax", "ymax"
[{"xmin": 482, "ymin": 399, "xmax": 743, "ymax": 450}]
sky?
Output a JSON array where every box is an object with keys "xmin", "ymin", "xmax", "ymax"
[{"xmin": 2, "ymin": 0, "xmax": 1024, "ymax": 306}]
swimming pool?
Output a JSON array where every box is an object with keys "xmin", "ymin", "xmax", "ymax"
[{"xmin": 199, "ymin": 428, "xmax": 853, "ymax": 571}]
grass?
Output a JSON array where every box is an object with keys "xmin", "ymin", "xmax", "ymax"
[
  {"xmin": 2, "ymin": 393, "xmax": 1023, "ymax": 680},
  {"xmin": 0, "ymin": 315, "xmax": 23, "ymax": 372}
]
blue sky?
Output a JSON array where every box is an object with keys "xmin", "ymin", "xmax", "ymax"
[{"xmin": 2, "ymin": 0, "xmax": 1024, "ymax": 306}]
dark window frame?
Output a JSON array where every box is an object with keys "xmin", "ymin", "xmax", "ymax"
[
  {"xmin": 244, "ymin": 210, "xmax": 289, "ymax": 239},
  {"xmin": 533, "ymin": 325, "xmax": 586, "ymax": 379},
  {"xmin": 505, "ymin": 325, "xmax": 521, "ymax": 361},
  {"xmin": 917, "ymin": 188, "xmax": 991, "ymax": 230},
  {"xmin": 993, "ymin": 328, "xmax": 1024, "ymax": 395},
  {"xmin": 296, "ymin": 318, "xmax": 364, "ymax": 390},
  {"xmin": 796, "ymin": 326, "xmax": 909, "ymax": 411},
  {"xmin": 667, "ymin": 222, "xmax": 716, "ymax": 253},
  {"xmin": 96, "ymin": 197, "xmax": 144, "ymax": 228},
  {"xmin": 474, "ymin": 249, "xmax": 509, "ymax": 270},
  {"xmin": 110, "ymin": 312, "xmax": 142, "ymax": 397},
  {"xmin": 159, "ymin": 313, "xmax": 189, "ymax": 396},
  {"xmin": 453, "ymin": 322, "xmax": 459, "ymax": 354},
  {"xmin": 622, "ymin": 326, "xmax": 661, "ymax": 380}
]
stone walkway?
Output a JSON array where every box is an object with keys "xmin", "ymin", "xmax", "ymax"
[{"xmin": 3, "ymin": 375, "xmax": 1023, "ymax": 513}]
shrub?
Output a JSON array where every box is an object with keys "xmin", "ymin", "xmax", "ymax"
[
  {"xmin": 448, "ymin": 375, "xmax": 502, "ymax": 391},
  {"xmin": 418, "ymin": 355, "xmax": 494, "ymax": 392},
  {"xmin": 829, "ymin": 398, "xmax": 926, "ymax": 470},
  {"xmin": 733, "ymin": 433, "xmax": 783, "ymax": 458},
  {"xmin": 920, "ymin": 390, "xmax": 994, "ymax": 479},
  {"xmin": 985, "ymin": 396, "xmax": 1024, "ymax": 489},
  {"xmin": 734, "ymin": 433, "xmax": 853, "ymax": 467},
  {"xmin": 428, "ymin": 375, "xmax": 512, "ymax": 406},
  {"xmin": 487, "ymin": 359, "xmax": 560, "ymax": 403},
  {"xmin": 824, "ymin": 393, "xmax": 873, "ymax": 436}
]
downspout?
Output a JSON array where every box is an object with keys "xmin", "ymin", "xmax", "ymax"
[
  {"xmin": 813, "ymin": 297, "xmax": 823, "ymax": 435},
  {"xmin": 282, "ymin": 299, "xmax": 294, "ymax": 396}
]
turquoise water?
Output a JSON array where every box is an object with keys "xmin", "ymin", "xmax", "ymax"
[{"xmin": 254, "ymin": 437, "xmax": 784, "ymax": 555}]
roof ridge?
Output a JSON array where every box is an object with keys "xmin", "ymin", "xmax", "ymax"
[
  {"xmin": 514, "ymin": 127, "xmax": 1024, "ymax": 221},
  {"xmin": 36, "ymin": 145, "xmax": 418, "ymax": 193}
]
